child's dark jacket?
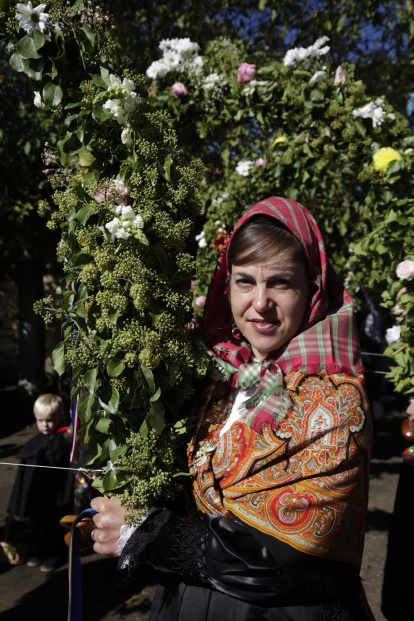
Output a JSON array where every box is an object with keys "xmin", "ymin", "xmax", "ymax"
[{"xmin": 8, "ymin": 427, "xmax": 74, "ymax": 519}]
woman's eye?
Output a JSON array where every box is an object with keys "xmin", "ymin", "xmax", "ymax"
[
  {"xmin": 271, "ymin": 279, "xmax": 290, "ymax": 287},
  {"xmin": 236, "ymin": 279, "xmax": 254, "ymax": 286}
]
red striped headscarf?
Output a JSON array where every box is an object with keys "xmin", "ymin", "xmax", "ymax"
[{"xmin": 203, "ymin": 197, "xmax": 363, "ymax": 430}]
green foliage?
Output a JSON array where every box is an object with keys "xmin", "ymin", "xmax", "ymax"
[{"xmin": 1, "ymin": 0, "xmax": 209, "ymax": 514}]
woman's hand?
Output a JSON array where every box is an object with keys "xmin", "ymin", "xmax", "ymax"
[{"xmin": 90, "ymin": 496, "xmax": 126, "ymax": 556}]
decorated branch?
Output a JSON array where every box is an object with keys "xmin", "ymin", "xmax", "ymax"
[
  {"xmin": 145, "ymin": 34, "xmax": 414, "ymax": 393},
  {"xmin": 1, "ymin": 0, "xmax": 209, "ymax": 519}
]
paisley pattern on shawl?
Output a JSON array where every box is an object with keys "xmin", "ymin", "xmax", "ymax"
[{"xmin": 188, "ymin": 370, "xmax": 372, "ymax": 567}]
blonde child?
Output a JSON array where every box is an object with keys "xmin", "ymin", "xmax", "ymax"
[{"xmin": 7, "ymin": 394, "xmax": 74, "ymax": 572}]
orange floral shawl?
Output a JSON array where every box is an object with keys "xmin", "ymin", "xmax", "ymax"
[{"xmin": 188, "ymin": 370, "xmax": 372, "ymax": 567}]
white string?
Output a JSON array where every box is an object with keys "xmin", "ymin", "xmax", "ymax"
[{"xmin": 0, "ymin": 461, "xmax": 103, "ymax": 479}]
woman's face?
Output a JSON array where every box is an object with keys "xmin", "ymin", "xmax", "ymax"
[{"xmin": 229, "ymin": 250, "xmax": 309, "ymax": 359}]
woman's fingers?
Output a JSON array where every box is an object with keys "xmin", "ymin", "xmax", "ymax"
[{"xmin": 90, "ymin": 496, "xmax": 126, "ymax": 556}]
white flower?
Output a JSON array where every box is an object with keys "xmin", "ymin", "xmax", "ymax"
[
  {"xmin": 121, "ymin": 127, "xmax": 132, "ymax": 145},
  {"xmin": 283, "ymin": 36, "xmax": 330, "ymax": 69},
  {"xmin": 195, "ymin": 231, "xmax": 207, "ymax": 248},
  {"xmin": 163, "ymin": 51, "xmax": 181, "ymax": 69},
  {"xmin": 105, "ymin": 218, "xmax": 120, "ymax": 235},
  {"xmin": 120, "ymin": 205, "xmax": 136, "ymax": 220},
  {"xmin": 123, "ymin": 92, "xmax": 137, "ymax": 113},
  {"xmin": 16, "ymin": 2, "xmax": 49, "ymax": 35},
  {"xmin": 396, "ymin": 260, "xmax": 414, "ymax": 281},
  {"xmin": 146, "ymin": 60, "xmax": 169, "ymax": 79},
  {"xmin": 121, "ymin": 78, "xmax": 136, "ymax": 92},
  {"xmin": 385, "ymin": 325, "xmax": 401, "ymax": 345},
  {"xmin": 159, "ymin": 38, "xmax": 200, "ymax": 55},
  {"xmin": 133, "ymin": 215, "xmax": 144, "ymax": 229},
  {"xmin": 352, "ymin": 102, "xmax": 385, "ymax": 128},
  {"xmin": 310, "ymin": 70, "xmax": 327, "ymax": 83},
  {"xmin": 33, "ymin": 91, "xmax": 49, "ymax": 110},
  {"xmin": 235, "ymin": 160, "xmax": 254, "ymax": 177},
  {"xmin": 193, "ymin": 55, "xmax": 204, "ymax": 73},
  {"xmin": 203, "ymin": 73, "xmax": 222, "ymax": 89},
  {"xmin": 105, "ymin": 99, "xmax": 126, "ymax": 123}
]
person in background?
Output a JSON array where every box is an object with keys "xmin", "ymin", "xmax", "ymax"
[{"xmin": 7, "ymin": 393, "xmax": 74, "ymax": 572}]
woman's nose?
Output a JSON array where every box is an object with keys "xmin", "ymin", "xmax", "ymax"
[{"xmin": 253, "ymin": 286, "xmax": 273, "ymax": 312}]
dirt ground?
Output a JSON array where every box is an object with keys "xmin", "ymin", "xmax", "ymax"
[{"xmin": 0, "ymin": 407, "xmax": 408, "ymax": 621}]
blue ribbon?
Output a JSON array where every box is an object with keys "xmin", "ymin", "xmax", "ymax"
[{"xmin": 67, "ymin": 508, "xmax": 97, "ymax": 621}]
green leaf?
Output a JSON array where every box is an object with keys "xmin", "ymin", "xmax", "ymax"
[
  {"xmin": 43, "ymin": 82, "xmax": 63, "ymax": 107},
  {"xmin": 109, "ymin": 445, "xmax": 127, "ymax": 462},
  {"xmin": 75, "ymin": 205, "xmax": 96, "ymax": 225},
  {"xmin": 77, "ymin": 392, "xmax": 95, "ymax": 423},
  {"xmin": 79, "ymin": 24, "xmax": 96, "ymax": 53},
  {"xmin": 17, "ymin": 35, "xmax": 42, "ymax": 59},
  {"xmin": 163, "ymin": 154, "xmax": 173, "ymax": 181},
  {"xmin": 101, "ymin": 469, "xmax": 117, "ymax": 492},
  {"xmin": 83, "ymin": 368, "xmax": 98, "ymax": 394},
  {"xmin": 74, "ymin": 298, "xmax": 88, "ymax": 318},
  {"xmin": 58, "ymin": 132, "xmax": 83, "ymax": 156},
  {"xmin": 93, "ymin": 106, "xmax": 114, "ymax": 122},
  {"xmin": 141, "ymin": 365, "xmax": 155, "ymax": 392},
  {"xmin": 309, "ymin": 89, "xmax": 324, "ymax": 102},
  {"xmin": 72, "ymin": 252, "xmax": 94, "ymax": 267},
  {"xmin": 107, "ymin": 358, "xmax": 125, "ymax": 378},
  {"xmin": 95, "ymin": 416, "xmax": 111, "ymax": 434},
  {"xmin": 93, "ymin": 73, "xmax": 108, "ymax": 89},
  {"xmin": 139, "ymin": 418, "xmax": 149, "ymax": 438},
  {"xmin": 52, "ymin": 342, "xmax": 66, "ymax": 376},
  {"xmin": 9, "ymin": 53, "xmax": 25, "ymax": 74},
  {"xmin": 353, "ymin": 118, "xmax": 366, "ymax": 137},
  {"xmin": 150, "ymin": 387, "xmax": 161, "ymax": 402},
  {"xmin": 148, "ymin": 401, "xmax": 165, "ymax": 433},
  {"xmin": 387, "ymin": 159, "xmax": 402, "ymax": 175},
  {"xmin": 134, "ymin": 229, "xmax": 149, "ymax": 245},
  {"xmin": 99, "ymin": 384, "xmax": 120, "ymax": 414}
]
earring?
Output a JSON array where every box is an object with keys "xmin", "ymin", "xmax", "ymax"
[{"xmin": 231, "ymin": 321, "xmax": 237, "ymax": 334}]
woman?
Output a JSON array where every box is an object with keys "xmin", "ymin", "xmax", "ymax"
[{"xmin": 92, "ymin": 197, "xmax": 374, "ymax": 620}]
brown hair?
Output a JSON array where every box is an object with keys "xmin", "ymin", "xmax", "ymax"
[{"xmin": 228, "ymin": 215, "xmax": 307, "ymax": 269}]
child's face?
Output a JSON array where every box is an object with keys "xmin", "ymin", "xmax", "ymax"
[{"xmin": 35, "ymin": 411, "xmax": 62, "ymax": 435}]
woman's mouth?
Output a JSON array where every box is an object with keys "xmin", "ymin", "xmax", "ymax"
[{"xmin": 249, "ymin": 319, "xmax": 279, "ymax": 333}]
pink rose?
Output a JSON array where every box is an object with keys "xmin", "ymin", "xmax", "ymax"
[
  {"xmin": 255, "ymin": 158, "xmax": 267, "ymax": 166},
  {"xmin": 334, "ymin": 65, "xmax": 346, "ymax": 86},
  {"xmin": 195, "ymin": 296, "xmax": 206, "ymax": 307},
  {"xmin": 170, "ymin": 82, "xmax": 188, "ymax": 98},
  {"xmin": 396, "ymin": 260, "xmax": 414, "ymax": 281},
  {"xmin": 94, "ymin": 179, "xmax": 131, "ymax": 204},
  {"xmin": 237, "ymin": 63, "xmax": 256, "ymax": 83}
]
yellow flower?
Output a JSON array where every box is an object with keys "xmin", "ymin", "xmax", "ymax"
[
  {"xmin": 372, "ymin": 147, "xmax": 402, "ymax": 173},
  {"xmin": 273, "ymin": 136, "xmax": 288, "ymax": 147}
]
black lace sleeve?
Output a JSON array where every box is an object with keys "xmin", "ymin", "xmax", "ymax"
[{"xmin": 116, "ymin": 509, "xmax": 361, "ymax": 607}]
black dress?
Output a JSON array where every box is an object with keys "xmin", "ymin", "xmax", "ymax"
[{"xmin": 117, "ymin": 509, "xmax": 374, "ymax": 621}]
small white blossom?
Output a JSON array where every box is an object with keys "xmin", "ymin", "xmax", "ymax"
[
  {"xmin": 396, "ymin": 260, "xmax": 414, "ymax": 281},
  {"xmin": 310, "ymin": 70, "xmax": 327, "ymax": 83},
  {"xmin": 193, "ymin": 55, "xmax": 204, "ymax": 73},
  {"xmin": 121, "ymin": 127, "xmax": 132, "ymax": 145},
  {"xmin": 163, "ymin": 51, "xmax": 181, "ymax": 69},
  {"xmin": 283, "ymin": 36, "xmax": 330, "ymax": 69},
  {"xmin": 385, "ymin": 325, "xmax": 401, "ymax": 345},
  {"xmin": 203, "ymin": 73, "xmax": 222, "ymax": 89},
  {"xmin": 16, "ymin": 2, "xmax": 49, "ymax": 35},
  {"xmin": 352, "ymin": 102, "xmax": 385, "ymax": 128},
  {"xmin": 146, "ymin": 60, "xmax": 169, "ymax": 79},
  {"xmin": 235, "ymin": 160, "xmax": 254, "ymax": 177},
  {"xmin": 195, "ymin": 231, "xmax": 207, "ymax": 248},
  {"xmin": 33, "ymin": 91, "xmax": 49, "ymax": 110}
]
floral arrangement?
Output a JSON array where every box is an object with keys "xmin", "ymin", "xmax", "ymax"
[
  {"xmin": 145, "ymin": 34, "xmax": 414, "ymax": 390},
  {"xmin": 0, "ymin": 0, "xmax": 209, "ymax": 517}
]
